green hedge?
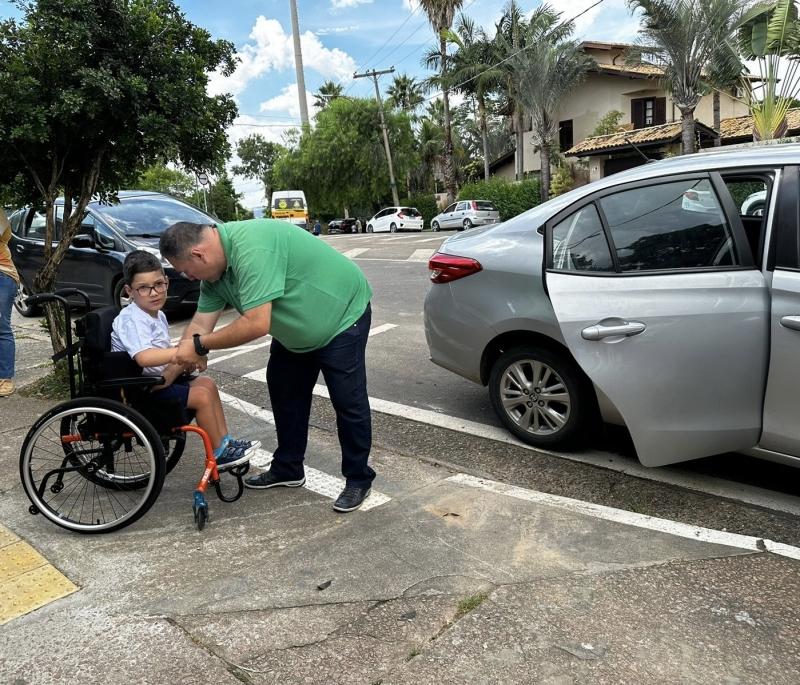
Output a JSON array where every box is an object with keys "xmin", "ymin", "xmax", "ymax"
[
  {"xmin": 457, "ymin": 177, "xmax": 541, "ymax": 221},
  {"xmin": 400, "ymin": 193, "xmax": 438, "ymax": 229}
]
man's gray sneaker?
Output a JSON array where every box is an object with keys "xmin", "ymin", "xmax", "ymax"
[
  {"xmin": 333, "ymin": 486, "xmax": 371, "ymax": 512},
  {"xmin": 244, "ymin": 471, "xmax": 306, "ymax": 489}
]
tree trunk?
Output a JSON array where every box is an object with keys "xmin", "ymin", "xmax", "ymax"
[
  {"xmin": 680, "ymin": 108, "xmax": 696, "ymax": 155},
  {"xmin": 479, "ymin": 95, "xmax": 490, "ymax": 181},
  {"xmin": 440, "ymin": 35, "xmax": 457, "ymax": 204},
  {"xmin": 713, "ymin": 91, "xmax": 721, "ymax": 147},
  {"xmin": 540, "ymin": 142, "xmax": 551, "ymax": 204},
  {"xmin": 515, "ymin": 107, "xmax": 524, "ymax": 180}
]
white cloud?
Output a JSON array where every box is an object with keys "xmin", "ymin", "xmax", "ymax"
[
  {"xmin": 403, "ymin": 0, "xmax": 419, "ymax": 11},
  {"xmin": 207, "ymin": 16, "xmax": 356, "ymax": 99},
  {"xmin": 534, "ymin": 0, "xmax": 639, "ymax": 42},
  {"xmin": 331, "ymin": 0, "xmax": 372, "ymax": 8},
  {"xmin": 316, "ymin": 25, "xmax": 360, "ymax": 35},
  {"xmin": 260, "ymin": 83, "xmax": 321, "ymax": 121}
]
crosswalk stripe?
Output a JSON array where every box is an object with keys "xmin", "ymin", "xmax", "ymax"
[
  {"xmin": 342, "ymin": 248, "xmax": 370, "ymax": 259},
  {"xmin": 407, "ymin": 249, "xmax": 434, "ymax": 262}
]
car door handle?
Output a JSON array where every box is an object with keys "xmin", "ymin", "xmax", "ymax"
[
  {"xmin": 581, "ymin": 320, "xmax": 647, "ymax": 341},
  {"xmin": 780, "ymin": 315, "xmax": 800, "ymax": 332}
]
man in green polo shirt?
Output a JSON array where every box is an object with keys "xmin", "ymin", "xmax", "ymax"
[{"xmin": 160, "ymin": 219, "xmax": 376, "ymax": 512}]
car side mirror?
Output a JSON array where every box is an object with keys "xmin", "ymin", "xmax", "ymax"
[{"xmin": 71, "ymin": 234, "xmax": 94, "ymax": 248}]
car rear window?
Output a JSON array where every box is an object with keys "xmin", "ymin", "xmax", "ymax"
[
  {"xmin": 92, "ymin": 196, "xmax": 216, "ymax": 237},
  {"xmin": 273, "ymin": 197, "xmax": 305, "ymax": 209},
  {"xmin": 400, "ymin": 207, "xmax": 421, "ymax": 217},
  {"xmin": 475, "ymin": 201, "xmax": 496, "ymax": 211}
]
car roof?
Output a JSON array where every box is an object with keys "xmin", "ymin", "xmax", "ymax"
[{"xmin": 50, "ymin": 190, "xmax": 164, "ymax": 206}]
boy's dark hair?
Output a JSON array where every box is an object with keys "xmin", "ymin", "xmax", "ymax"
[{"xmin": 123, "ymin": 250, "xmax": 164, "ymax": 285}]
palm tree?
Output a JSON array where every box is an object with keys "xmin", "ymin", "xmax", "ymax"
[
  {"xmin": 706, "ymin": 26, "xmax": 746, "ymax": 146},
  {"xmin": 628, "ymin": 0, "xmax": 746, "ymax": 155},
  {"xmin": 418, "ymin": 0, "xmax": 464, "ymax": 204},
  {"xmin": 313, "ymin": 80, "xmax": 343, "ymax": 109},
  {"xmin": 511, "ymin": 8, "xmax": 593, "ymax": 203},
  {"xmin": 449, "ymin": 14, "xmax": 501, "ymax": 180},
  {"xmin": 386, "ymin": 74, "xmax": 424, "ymax": 115}
]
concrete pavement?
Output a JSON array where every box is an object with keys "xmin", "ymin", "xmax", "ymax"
[{"xmin": 1, "ymin": 312, "xmax": 800, "ymax": 684}]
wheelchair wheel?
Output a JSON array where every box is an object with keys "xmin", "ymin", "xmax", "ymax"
[{"xmin": 20, "ymin": 398, "xmax": 166, "ymax": 534}]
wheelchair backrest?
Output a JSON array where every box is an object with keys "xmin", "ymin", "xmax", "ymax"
[{"xmin": 76, "ymin": 305, "xmax": 142, "ymax": 382}]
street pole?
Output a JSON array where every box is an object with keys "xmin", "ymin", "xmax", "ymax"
[
  {"xmin": 289, "ymin": 0, "xmax": 310, "ymax": 128},
  {"xmin": 353, "ymin": 67, "xmax": 399, "ymax": 207}
]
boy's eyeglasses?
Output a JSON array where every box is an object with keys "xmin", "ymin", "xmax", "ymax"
[{"xmin": 133, "ymin": 280, "xmax": 168, "ymax": 297}]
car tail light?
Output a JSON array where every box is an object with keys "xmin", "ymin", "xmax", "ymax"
[
  {"xmin": 471, "ymin": 201, "xmax": 478, "ymax": 210},
  {"xmin": 684, "ymin": 191, "xmax": 699, "ymax": 201},
  {"xmin": 428, "ymin": 252, "xmax": 482, "ymax": 284}
]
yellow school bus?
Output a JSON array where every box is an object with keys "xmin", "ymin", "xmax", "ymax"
[{"xmin": 270, "ymin": 190, "xmax": 309, "ymax": 229}]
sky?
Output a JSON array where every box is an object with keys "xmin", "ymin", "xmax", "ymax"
[{"xmin": 1, "ymin": 0, "xmax": 642, "ymax": 208}]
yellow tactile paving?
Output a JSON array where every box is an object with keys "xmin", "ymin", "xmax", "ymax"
[{"xmin": 0, "ymin": 525, "xmax": 78, "ymax": 626}]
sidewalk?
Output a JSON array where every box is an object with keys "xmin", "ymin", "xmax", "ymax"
[{"xmin": 2, "ymin": 373, "xmax": 799, "ymax": 683}]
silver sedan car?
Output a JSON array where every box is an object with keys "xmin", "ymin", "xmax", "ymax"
[
  {"xmin": 424, "ymin": 144, "xmax": 800, "ymax": 468},
  {"xmin": 431, "ymin": 200, "xmax": 500, "ymax": 231}
]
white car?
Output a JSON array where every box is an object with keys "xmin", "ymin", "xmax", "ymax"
[
  {"xmin": 366, "ymin": 206, "xmax": 424, "ymax": 233},
  {"xmin": 741, "ymin": 190, "xmax": 767, "ymax": 216}
]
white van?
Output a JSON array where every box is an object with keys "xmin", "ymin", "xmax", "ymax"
[{"xmin": 270, "ymin": 190, "xmax": 309, "ymax": 229}]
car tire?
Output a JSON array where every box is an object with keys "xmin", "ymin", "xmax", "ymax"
[
  {"xmin": 488, "ymin": 346, "xmax": 592, "ymax": 449},
  {"xmin": 462, "ymin": 218, "xmax": 473, "ymax": 230},
  {"xmin": 112, "ymin": 278, "xmax": 130, "ymax": 310},
  {"xmin": 747, "ymin": 202, "xmax": 765, "ymax": 217},
  {"xmin": 432, "ymin": 221, "xmax": 440, "ymax": 232},
  {"xmin": 13, "ymin": 280, "xmax": 40, "ymax": 318},
  {"xmin": 390, "ymin": 223, "xmax": 397, "ymax": 233}
]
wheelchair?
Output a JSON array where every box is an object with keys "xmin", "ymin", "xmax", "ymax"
[{"xmin": 19, "ymin": 290, "xmax": 250, "ymax": 534}]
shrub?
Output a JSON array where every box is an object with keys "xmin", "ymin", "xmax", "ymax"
[
  {"xmin": 549, "ymin": 161, "xmax": 574, "ymax": 198},
  {"xmin": 400, "ymin": 193, "xmax": 438, "ymax": 229},
  {"xmin": 457, "ymin": 177, "xmax": 541, "ymax": 221}
]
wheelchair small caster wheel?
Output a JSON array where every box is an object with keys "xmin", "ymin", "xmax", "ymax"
[
  {"xmin": 50, "ymin": 482, "xmax": 64, "ymax": 494},
  {"xmin": 29, "ymin": 504, "xmax": 40, "ymax": 515},
  {"xmin": 193, "ymin": 491, "xmax": 209, "ymax": 531}
]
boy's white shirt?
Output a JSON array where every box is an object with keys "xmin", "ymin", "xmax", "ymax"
[{"xmin": 110, "ymin": 301, "xmax": 171, "ymax": 376}]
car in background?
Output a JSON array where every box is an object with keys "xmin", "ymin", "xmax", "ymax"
[
  {"xmin": 328, "ymin": 217, "xmax": 358, "ymax": 234},
  {"xmin": 431, "ymin": 200, "xmax": 500, "ymax": 231},
  {"xmin": 741, "ymin": 189, "xmax": 767, "ymax": 216},
  {"xmin": 424, "ymin": 144, "xmax": 800, "ymax": 470},
  {"xmin": 8, "ymin": 191, "xmax": 210, "ymax": 316},
  {"xmin": 366, "ymin": 206, "xmax": 423, "ymax": 233},
  {"xmin": 270, "ymin": 190, "xmax": 309, "ymax": 229}
]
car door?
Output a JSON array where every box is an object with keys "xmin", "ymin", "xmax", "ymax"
[
  {"xmin": 10, "ymin": 209, "xmax": 48, "ymax": 290},
  {"xmin": 375, "ymin": 209, "xmax": 391, "ymax": 232},
  {"xmin": 760, "ymin": 165, "xmax": 800, "ymax": 457},
  {"xmin": 58, "ymin": 212, "xmax": 122, "ymax": 304},
  {"xmin": 455, "ymin": 201, "xmax": 468, "ymax": 226},
  {"xmin": 544, "ymin": 172, "xmax": 770, "ymax": 466},
  {"xmin": 441, "ymin": 203, "xmax": 456, "ymax": 229}
]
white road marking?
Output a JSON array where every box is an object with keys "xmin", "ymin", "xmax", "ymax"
[
  {"xmin": 237, "ymin": 373, "xmax": 800, "ymax": 518},
  {"xmin": 414, "ymin": 236, "xmax": 448, "ymax": 243},
  {"xmin": 369, "ymin": 323, "xmax": 398, "ymax": 336},
  {"xmin": 449, "ymin": 473, "xmax": 800, "ymax": 561},
  {"xmin": 342, "ymin": 248, "xmax": 370, "ymax": 259},
  {"xmin": 407, "ymin": 249, "xmax": 435, "ymax": 263},
  {"xmin": 219, "ymin": 391, "xmax": 274, "ymax": 424},
  {"xmin": 207, "ymin": 340, "xmax": 271, "ymax": 366},
  {"xmin": 249, "ymin": 449, "xmax": 390, "ymax": 511}
]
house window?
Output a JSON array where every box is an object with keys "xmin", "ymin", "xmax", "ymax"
[
  {"xmin": 559, "ymin": 120, "xmax": 574, "ymax": 152},
  {"xmin": 631, "ymin": 97, "xmax": 666, "ymax": 128}
]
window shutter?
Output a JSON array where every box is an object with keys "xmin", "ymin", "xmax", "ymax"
[
  {"xmin": 632, "ymin": 99, "xmax": 645, "ymax": 129},
  {"xmin": 654, "ymin": 97, "xmax": 667, "ymax": 125}
]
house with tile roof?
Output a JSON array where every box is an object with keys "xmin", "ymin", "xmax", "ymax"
[{"xmin": 490, "ymin": 41, "xmax": 752, "ymax": 181}]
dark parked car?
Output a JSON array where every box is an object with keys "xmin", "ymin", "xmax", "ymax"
[
  {"xmin": 327, "ymin": 217, "xmax": 358, "ymax": 234},
  {"xmin": 8, "ymin": 191, "xmax": 214, "ymax": 316}
]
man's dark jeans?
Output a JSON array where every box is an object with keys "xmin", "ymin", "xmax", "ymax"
[{"xmin": 266, "ymin": 304, "xmax": 375, "ymax": 489}]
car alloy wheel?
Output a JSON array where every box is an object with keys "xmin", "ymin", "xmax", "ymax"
[
  {"xmin": 463, "ymin": 219, "xmax": 473, "ymax": 230},
  {"xmin": 390, "ymin": 223, "xmax": 397, "ymax": 233},
  {"xmin": 489, "ymin": 346, "xmax": 591, "ymax": 449},
  {"xmin": 13, "ymin": 281, "xmax": 39, "ymax": 317},
  {"xmin": 432, "ymin": 221, "xmax": 440, "ymax": 232},
  {"xmin": 367, "ymin": 224, "xmax": 373, "ymax": 233},
  {"xmin": 113, "ymin": 278, "xmax": 131, "ymax": 309}
]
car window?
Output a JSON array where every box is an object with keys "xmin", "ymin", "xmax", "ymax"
[
  {"xmin": 400, "ymin": 207, "xmax": 421, "ymax": 217},
  {"xmin": 476, "ymin": 201, "xmax": 496, "ymax": 211},
  {"xmin": 91, "ymin": 196, "xmax": 215, "ymax": 237},
  {"xmin": 598, "ymin": 178, "xmax": 737, "ymax": 271},
  {"xmin": 443, "ymin": 204, "xmax": 456, "ymax": 214},
  {"xmin": 456, "ymin": 202, "xmax": 468, "ymax": 211},
  {"xmin": 273, "ymin": 196, "xmax": 305, "ymax": 209},
  {"xmin": 552, "ymin": 204, "xmax": 614, "ymax": 272},
  {"xmin": 26, "ymin": 211, "xmax": 48, "ymax": 240},
  {"xmin": 93, "ymin": 221, "xmax": 117, "ymax": 249}
]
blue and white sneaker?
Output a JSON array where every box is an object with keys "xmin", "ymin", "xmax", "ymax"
[{"xmin": 215, "ymin": 439, "xmax": 261, "ymax": 470}]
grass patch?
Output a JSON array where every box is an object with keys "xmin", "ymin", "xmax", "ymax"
[
  {"xmin": 405, "ymin": 646, "xmax": 422, "ymax": 662},
  {"xmin": 19, "ymin": 362, "xmax": 71, "ymax": 400},
  {"xmin": 455, "ymin": 592, "xmax": 489, "ymax": 620}
]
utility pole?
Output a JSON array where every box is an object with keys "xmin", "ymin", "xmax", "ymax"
[
  {"xmin": 289, "ymin": 0, "xmax": 310, "ymax": 127},
  {"xmin": 353, "ymin": 67, "xmax": 399, "ymax": 206}
]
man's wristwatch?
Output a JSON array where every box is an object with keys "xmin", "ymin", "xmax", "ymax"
[{"xmin": 192, "ymin": 333, "xmax": 209, "ymax": 357}]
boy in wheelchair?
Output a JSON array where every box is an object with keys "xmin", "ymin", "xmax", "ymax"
[{"xmin": 111, "ymin": 250, "xmax": 259, "ymax": 470}]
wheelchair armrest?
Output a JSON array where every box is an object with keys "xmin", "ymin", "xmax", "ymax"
[{"xmin": 96, "ymin": 376, "xmax": 165, "ymax": 390}]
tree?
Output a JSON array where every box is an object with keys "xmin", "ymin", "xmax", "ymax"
[
  {"xmin": 590, "ymin": 110, "xmax": 625, "ymax": 137},
  {"xmin": 0, "ymin": 0, "xmax": 237, "ymax": 351},
  {"xmin": 272, "ymin": 97, "xmax": 415, "ymax": 218},
  {"xmin": 137, "ymin": 165, "xmax": 196, "ymax": 198},
  {"xmin": 418, "ymin": 0, "xmax": 464, "ymax": 204},
  {"xmin": 511, "ymin": 7, "xmax": 593, "ymax": 202},
  {"xmin": 706, "ymin": 0, "xmax": 746, "ymax": 146},
  {"xmin": 628, "ymin": 0, "xmax": 744, "ymax": 155},
  {"xmin": 313, "ymin": 79, "xmax": 344, "ymax": 109},
  {"xmin": 738, "ymin": 0, "xmax": 800, "ymax": 140},
  {"xmin": 190, "ymin": 174, "xmax": 253, "ymax": 222},
  {"xmin": 232, "ymin": 134, "xmax": 285, "ymax": 204},
  {"xmin": 386, "ymin": 74, "xmax": 425, "ymax": 114}
]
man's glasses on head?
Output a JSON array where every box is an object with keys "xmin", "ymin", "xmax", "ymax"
[{"xmin": 134, "ymin": 280, "xmax": 168, "ymax": 297}]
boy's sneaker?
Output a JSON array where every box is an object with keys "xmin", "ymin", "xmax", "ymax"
[
  {"xmin": 228, "ymin": 437, "xmax": 258, "ymax": 451},
  {"xmin": 216, "ymin": 439, "xmax": 260, "ymax": 471},
  {"xmin": 244, "ymin": 470, "xmax": 306, "ymax": 489}
]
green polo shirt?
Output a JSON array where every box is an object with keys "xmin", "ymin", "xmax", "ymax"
[{"xmin": 197, "ymin": 219, "xmax": 372, "ymax": 353}]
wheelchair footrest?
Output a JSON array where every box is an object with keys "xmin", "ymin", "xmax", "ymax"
[{"xmin": 214, "ymin": 463, "xmax": 249, "ymax": 503}]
